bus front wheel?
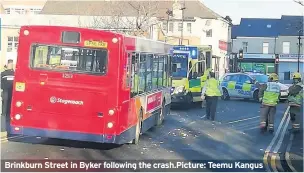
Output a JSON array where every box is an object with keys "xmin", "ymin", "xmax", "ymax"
[{"xmin": 132, "ymin": 109, "xmax": 143, "ymax": 145}]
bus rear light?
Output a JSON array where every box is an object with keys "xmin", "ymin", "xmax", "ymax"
[
  {"xmin": 15, "ymin": 127, "xmax": 20, "ymax": 131},
  {"xmin": 109, "ymin": 109, "xmax": 115, "ymax": 116},
  {"xmin": 107, "ymin": 135, "xmax": 113, "ymax": 139},
  {"xmin": 16, "ymin": 101, "xmax": 22, "ymax": 107},
  {"xmin": 112, "ymin": 38, "xmax": 118, "ymax": 43},
  {"xmin": 107, "ymin": 122, "xmax": 113, "ymax": 128},
  {"xmin": 24, "ymin": 30, "xmax": 29, "ymax": 36},
  {"xmin": 15, "ymin": 114, "xmax": 21, "ymax": 120}
]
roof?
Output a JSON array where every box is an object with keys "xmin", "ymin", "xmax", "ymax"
[
  {"xmin": 231, "ymin": 25, "xmax": 239, "ymax": 39},
  {"xmin": 40, "ymin": 0, "xmax": 221, "ymax": 19},
  {"xmin": 232, "ymin": 18, "xmax": 280, "ymax": 38},
  {"xmin": 279, "ymin": 15, "xmax": 304, "ymax": 36},
  {"xmin": 232, "ymin": 15, "xmax": 304, "ymax": 38}
]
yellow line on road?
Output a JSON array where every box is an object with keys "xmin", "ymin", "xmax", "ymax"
[
  {"xmin": 264, "ymin": 106, "xmax": 290, "ymax": 172},
  {"xmin": 285, "ymin": 134, "xmax": 298, "ymax": 172},
  {"xmin": 226, "ymin": 116, "xmax": 260, "ymax": 124}
]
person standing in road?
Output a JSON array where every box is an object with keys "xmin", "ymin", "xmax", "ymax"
[
  {"xmin": 287, "ymin": 72, "xmax": 303, "ymax": 134},
  {"xmin": 1, "ymin": 59, "xmax": 15, "ymax": 137},
  {"xmin": 258, "ymin": 73, "xmax": 280, "ymax": 134},
  {"xmin": 201, "ymin": 71, "xmax": 221, "ymax": 121}
]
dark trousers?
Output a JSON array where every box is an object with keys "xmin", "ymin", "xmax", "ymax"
[
  {"xmin": 260, "ymin": 105, "xmax": 276, "ymax": 130},
  {"xmin": 2, "ymin": 90, "xmax": 12, "ymax": 133},
  {"xmin": 206, "ymin": 96, "xmax": 218, "ymax": 121}
]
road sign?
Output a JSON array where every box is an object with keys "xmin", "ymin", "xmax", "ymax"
[{"xmin": 173, "ymin": 46, "xmax": 198, "ymax": 59}]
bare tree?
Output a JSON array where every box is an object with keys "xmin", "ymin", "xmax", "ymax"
[
  {"xmin": 293, "ymin": 0, "xmax": 304, "ymax": 6},
  {"xmin": 77, "ymin": 1, "xmax": 161, "ymax": 37}
]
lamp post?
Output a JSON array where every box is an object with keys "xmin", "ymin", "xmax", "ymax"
[
  {"xmin": 179, "ymin": 0, "xmax": 186, "ymax": 45},
  {"xmin": 297, "ymin": 32, "xmax": 302, "ymax": 72}
]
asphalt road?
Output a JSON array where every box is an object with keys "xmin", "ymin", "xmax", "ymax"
[{"xmin": 0, "ymin": 99, "xmax": 300, "ymax": 172}]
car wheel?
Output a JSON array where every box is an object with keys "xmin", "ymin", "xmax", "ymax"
[
  {"xmin": 253, "ymin": 90, "xmax": 259, "ymax": 102},
  {"xmin": 221, "ymin": 88, "xmax": 230, "ymax": 100}
]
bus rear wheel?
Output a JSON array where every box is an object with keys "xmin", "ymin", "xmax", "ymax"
[
  {"xmin": 157, "ymin": 100, "xmax": 165, "ymax": 126},
  {"xmin": 132, "ymin": 109, "xmax": 143, "ymax": 145}
]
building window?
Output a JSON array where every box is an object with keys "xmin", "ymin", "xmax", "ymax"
[
  {"xmin": 187, "ymin": 23, "xmax": 192, "ymax": 33},
  {"xmin": 4, "ymin": 8, "xmax": 10, "ymax": 14},
  {"xmin": 169, "ymin": 23, "xmax": 173, "ymax": 32},
  {"xmin": 30, "ymin": 8, "xmax": 41, "ymax": 14},
  {"xmin": 178, "ymin": 23, "xmax": 182, "ymax": 31},
  {"xmin": 162, "ymin": 22, "xmax": 167, "ymax": 31},
  {"xmin": 282, "ymin": 42, "xmax": 290, "ymax": 54},
  {"xmin": 205, "ymin": 20, "xmax": 211, "ymax": 26},
  {"xmin": 263, "ymin": 42, "xmax": 269, "ymax": 54},
  {"xmin": 242, "ymin": 42, "xmax": 248, "ymax": 53},
  {"xmin": 7, "ymin": 36, "xmax": 19, "ymax": 52},
  {"xmin": 206, "ymin": 29, "xmax": 212, "ymax": 37}
]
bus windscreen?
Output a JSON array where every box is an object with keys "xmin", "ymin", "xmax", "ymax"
[
  {"xmin": 30, "ymin": 44, "xmax": 108, "ymax": 75},
  {"xmin": 172, "ymin": 53, "xmax": 188, "ymax": 78}
]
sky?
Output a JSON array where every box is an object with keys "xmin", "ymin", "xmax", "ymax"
[{"xmin": 202, "ymin": 0, "xmax": 304, "ymax": 24}]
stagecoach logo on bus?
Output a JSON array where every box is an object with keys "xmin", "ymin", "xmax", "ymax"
[{"xmin": 49, "ymin": 96, "xmax": 84, "ymax": 105}]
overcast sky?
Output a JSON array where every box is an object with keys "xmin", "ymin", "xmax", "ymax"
[{"xmin": 202, "ymin": 0, "xmax": 304, "ymax": 24}]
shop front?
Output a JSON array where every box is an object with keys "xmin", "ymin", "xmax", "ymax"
[
  {"xmin": 238, "ymin": 54, "xmax": 276, "ymax": 74},
  {"xmin": 278, "ymin": 54, "xmax": 304, "ymax": 82}
]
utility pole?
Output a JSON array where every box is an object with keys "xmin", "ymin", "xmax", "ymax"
[
  {"xmin": 297, "ymin": 32, "xmax": 302, "ymax": 72},
  {"xmin": 165, "ymin": 9, "xmax": 173, "ymax": 43},
  {"xmin": 180, "ymin": 0, "xmax": 186, "ymax": 45}
]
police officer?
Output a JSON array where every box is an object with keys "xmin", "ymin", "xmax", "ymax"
[
  {"xmin": 1, "ymin": 59, "xmax": 15, "ymax": 136},
  {"xmin": 287, "ymin": 72, "xmax": 303, "ymax": 133},
  {"xmin": 201, "ymin": 68, "xmax": 212, "ymax": 108},
  {"xmin": 258, "ymin": 73, "xmax": 280, "ymax": 133},
  {"xmin": 201, "ymin": 71, "xmax": 221, "ymax": 121}
]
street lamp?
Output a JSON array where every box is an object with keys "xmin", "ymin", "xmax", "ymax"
[
  {"xmin": 297, "ymin": 32, "xmax": 302, "ymax": 72},
  {"xmin": 165, "ymin": 9, "xmax": 173, "ymax": 42}
]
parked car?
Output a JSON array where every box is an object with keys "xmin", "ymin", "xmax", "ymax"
[{"xmin": 220, "ymin": 72, "xmax": 288, "ymax": 102}]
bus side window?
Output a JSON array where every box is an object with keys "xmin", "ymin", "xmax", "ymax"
[
  {"xmin": 152, "ymin": 54, "xmax": 159, "ymax": 90},
  {"xmin": 158, "ymin": 55, "xmax": 165, "ymax": 88},
  {"xmin": 131, "ymin": 52, "xmax": 139, "ymax": 98}
]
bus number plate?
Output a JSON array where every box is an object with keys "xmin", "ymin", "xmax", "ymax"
[{"xmin": 63, "ymin": 73, "xmax": 73, "ymax": 78}]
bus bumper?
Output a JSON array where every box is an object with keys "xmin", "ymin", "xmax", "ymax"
[
  {"xmin": 9, "ymin": 125, "xmax": 136, "ymax": 145},
  {"xmin": 171, "ymin": 93, "xmax": 188, "ymax": 104}
]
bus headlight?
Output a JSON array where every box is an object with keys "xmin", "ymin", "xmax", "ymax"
[
  {"xmin": 174, "ymin": 86, "xmax": 185, "ymax": 94},
  {"xmin": 15, "ymin": 114, "xmax": 21, "ymax": 120},
  {"xmin": 107, "ymin": 122, "xmax": 113, "ymax": 128},
  {"xmin": 109, "ymin": 109, "xmax": 115, "ymax": 116},
  {"xmin": 16, "ymin": 101, "xmax": 22, "ymax": 107}
]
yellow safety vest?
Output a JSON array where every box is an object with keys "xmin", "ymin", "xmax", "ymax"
[
  {"xmin": 262, "ymin": 82, "xmax": 280, "ymax": 106},
  {"xmin": 205, "ymin": 78, "xmax": 221, "ymax": 97}
]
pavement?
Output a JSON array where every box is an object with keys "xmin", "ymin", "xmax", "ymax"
[{"xmin": 0, "ymin": 97, "xmax": 303, "ymax": 171}]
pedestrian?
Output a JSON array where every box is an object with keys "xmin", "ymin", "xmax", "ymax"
[
  {"xmin": 1, "ymin": 59, "xmax": 15, "ymax": 137},
  {"xmin": 201, "ymin": 71, "xmax": 221, "ymax": 121},
  {"xmin": 287, "ymin": 72, "xmax": 303, "ymax": 134},
  {"xmin": 258, "ymin": 73, "xmax": 280, "ymax": 133}
]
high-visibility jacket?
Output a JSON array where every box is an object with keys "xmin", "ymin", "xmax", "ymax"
[
  {"xmin": 262, "ymin": 82, "xmax": 280, "ymax": 106},
  {"xmin": 205, "ymin": 78, "xmax": 221, "ymax": 97},
  {"xmin": 288, "ymin": 82, "xmax": 303, "ymax": 107}
]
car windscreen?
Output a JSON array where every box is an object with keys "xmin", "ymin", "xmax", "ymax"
[
  {"xmin": 30, "ymin": 44, "xmax": 108, "ymax": 75},
  {"xmin": 251, "ymin": 75, "xmax": 268, "ymax": 83},
  {"xmin": 172, "ymin": 53, "xmax": 188, "ymax": 78}
]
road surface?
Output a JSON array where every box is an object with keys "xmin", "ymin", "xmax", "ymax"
[{"xmin": 1, "ymin": 99, "xmax": 302, "ymax": 172}]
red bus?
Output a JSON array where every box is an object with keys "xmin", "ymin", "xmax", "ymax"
[{"xmin": 10, "ymin": 26, "xmax": 173, "ymax": 144}]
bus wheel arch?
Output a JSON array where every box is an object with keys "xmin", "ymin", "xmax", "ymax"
[
  {"xmin": 132, "ymin": 107, "xmax": 143, "ymax": 145},
  {"xmin": 157, "ymin": 98, "xmax": 166, "ymax": 126}
]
